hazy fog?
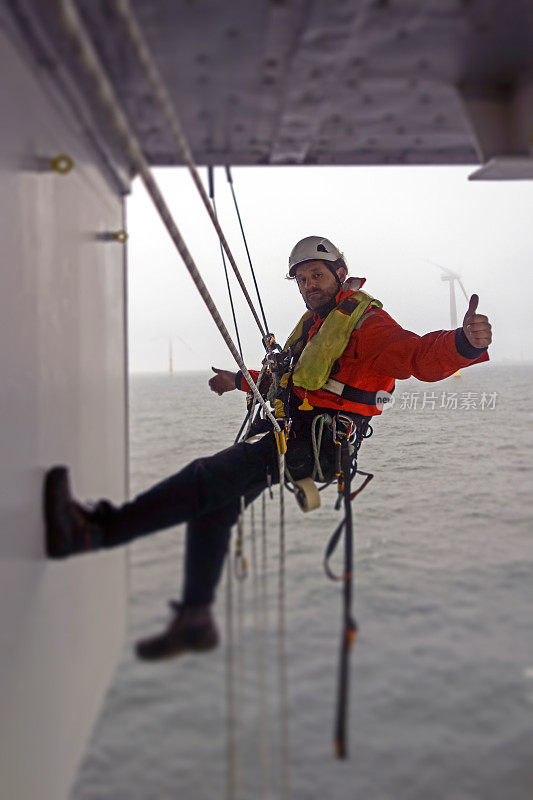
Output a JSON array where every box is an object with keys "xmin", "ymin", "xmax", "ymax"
[{"xmin": 127, "ymin": 165, "xmax": 532, "ymax": 373}]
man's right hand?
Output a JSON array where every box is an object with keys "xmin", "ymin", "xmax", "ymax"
[{"xmin": 209, "ymin": 367, "xmax": 238, "ymax": 395}]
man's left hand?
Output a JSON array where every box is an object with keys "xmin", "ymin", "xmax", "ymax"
[{"xmin": 462, "ymin": 294, "xmax": 492, "ymax": 348}]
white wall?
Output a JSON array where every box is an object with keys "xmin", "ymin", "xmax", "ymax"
[{"xmin": 0, "ymin": 22, "xmax": 128, "ymax": 800}]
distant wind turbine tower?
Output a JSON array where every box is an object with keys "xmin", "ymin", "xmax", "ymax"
[
  {"xmin": 427, "ymin": 260, "xmax": 469, "ymax": 328},
  {"xmin": 429, "ymin": 261, "xmax": 469, "ymax": 377},
  {"xmin": 168, "ymin": 338, "xmax": 173, "ymax": 376}
]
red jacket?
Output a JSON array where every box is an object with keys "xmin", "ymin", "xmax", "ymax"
[{"xmin": 238, "ymin": 285, "xmax": 489, "ymax": 416}]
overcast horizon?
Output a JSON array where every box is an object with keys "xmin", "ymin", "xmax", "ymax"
[{"xmin": 127, "ymin": 165, "xmax": 532, "ymax": 374}]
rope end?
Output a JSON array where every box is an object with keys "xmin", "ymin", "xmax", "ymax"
[{"xmin": 334, "ymin": 736, "xmax": 347, "ymax": 760}]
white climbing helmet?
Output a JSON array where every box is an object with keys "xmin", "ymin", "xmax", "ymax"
[{"xmin": 288, "ymin": 236, "xmax": 343, "ymax": 277}]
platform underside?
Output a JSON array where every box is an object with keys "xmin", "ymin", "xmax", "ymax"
[{"xmin": 6, "ymin": 0, "xmax": 533, "ymax": 176}]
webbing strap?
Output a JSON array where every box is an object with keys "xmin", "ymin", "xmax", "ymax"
[{"xmin": 322, "ymin": 380, "xmax": 396, "ymax": 406}]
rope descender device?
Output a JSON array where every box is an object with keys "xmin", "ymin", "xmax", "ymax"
[
  {"xmin": 50, "ymin": 154, "xmax": 74, "ymax": 175},
  {"xmin": 333, "ymin": 414, "xmax": 354, "ymax": 506},
  {"xmin": 262, "ymin": 332, "xmax": 278, "ymax": 353},
  {"xmin": 332, "ymin": 413, "xmax": 356, "ymax": 445},
  {"xmin": 265, "ymin": 346, "xmax": 292, "ymax": 428},
  {"xmin": 274, "ymin": 427, "xmax": 287, "ymax": 455}
]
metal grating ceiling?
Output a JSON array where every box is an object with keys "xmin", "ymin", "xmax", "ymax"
[{"xmin": 5, "ymin": 0, "xmax": 533, "ymax": 174}]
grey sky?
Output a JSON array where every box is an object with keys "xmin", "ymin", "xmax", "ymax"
[{"xmin": 127, "ymin": 165, "xmax": 531, "ymax": 373}]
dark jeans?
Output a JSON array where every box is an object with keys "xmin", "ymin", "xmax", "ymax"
[
  {"xmin": 96, "ymin": 412, "xmax": 367, "ymax": 608},
  {"xmin": 98, "ymin": 426, "xmax": 279, "ymax": 606}
]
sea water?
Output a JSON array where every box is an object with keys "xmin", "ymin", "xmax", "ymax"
[{"xmin": 72, "ymin": 365, "xmax": 533, "ymax": 800}]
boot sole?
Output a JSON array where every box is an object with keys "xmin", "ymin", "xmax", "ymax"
[
  {"xmin": 44, "ymin": 466, "xmax": 70, "ymax": 559},
  {"xmin": 135, "ymin": 632, "xmax": 219, "ymax": 661}
]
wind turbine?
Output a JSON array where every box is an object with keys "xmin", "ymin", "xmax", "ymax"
[
  {"xmin": 427, "ymin": 260, "xmax": 469, "ymax": 329},
  {"xmin": 428, "ymin": 260, "xmax": 469, "ymax": 377}
]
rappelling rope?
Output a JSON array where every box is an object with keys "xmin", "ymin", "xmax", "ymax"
[
  {"xmin": 260, "ymin": 494, "xmax": 271, "ymax": 794},
  {"xmin": 225, "ymin": 538, "xmax": 238, "ymax": 800},
  {"xmin": 107, "ymin": 7, "xmax": 291, "ymax": 778},
  {"xmin": 321, "ymin": 422, "xmax": 374, "ymax": 760},
  {"xmin": 208, "ymin": 166, "xmax": 243, "ymax": 359},
  {"xmin": 233, "ymin": 368, "xmax": 264, "ymax": 445},
  {"xmin": 234, "ymin": 363, "xmax": 270, "ymax": 445},
  {"xmin": 250, "ymin": 503, "xmax": 272, "ymax": 799},
  {"xmin": 277, "ymin": 450, "xmax": 291, "ymax": 800},
  {"xmin": 54, "ymin": 0, "xmax": 281, "ymax": 438},
  {"xmin": 225, "ymin": 166, "xmax": 270, "ymax": 334},
  {"xmin": 56, "ymin": 1, "xmax": 292, "ymax": 785},
  {"xmin": 236, "ymin": 502, "xmax": 247, "ymax": 793},
  {"xmin": 310, "ymin": 414, "xmax": 331, "ymax": 482},
  {"xmin": 110, "ymin": 0, "xmax": 268, "ymax": 341},
  {"xmin": 225, "ymin": 467, "xmax": 289, "ymax": 800},
  {"xmin": 234, "ymin": 498, "xmax": 248, "ymax": 581},
  {"xmin": 284, "ymin": 413, "xmax": 334, "ymax": 487},
  {"xmin": 220, "ymin": 154, "xmax": 286, "ymax": 790},
  {"xmin": 333, "ymin": 440, "xmax": 357, "ymax": 760}
]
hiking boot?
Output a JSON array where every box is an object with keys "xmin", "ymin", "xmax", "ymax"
[
  {"xmin": 44, "ymin": 466, "xmax": 104, "ymax": 558},
  {"xmin": 135, "ymin": 601, "xmax": 219, "ymax": 661}
]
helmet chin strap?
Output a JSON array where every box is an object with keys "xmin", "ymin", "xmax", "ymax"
[{"xmin": 325, "ymin": 263, "xmax": 343, "ymax": 288}]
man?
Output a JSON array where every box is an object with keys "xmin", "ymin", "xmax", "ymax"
[{"xmin": 44, "ymin": 236, "xmax": 492, "ymax": 660}]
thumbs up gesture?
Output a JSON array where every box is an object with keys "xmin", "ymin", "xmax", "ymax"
[{"xmin": 462, "ymin": 294, "xmax": 492, "ymax": 348}]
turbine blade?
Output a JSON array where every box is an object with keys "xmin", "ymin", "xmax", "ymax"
[
  {"xmin": 457, "ymin": 278, "xmax": 469, "ymax": 302},
  {"xmin": 424, "ymin": 258, "xmax": 459, "ymax": 278}
]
